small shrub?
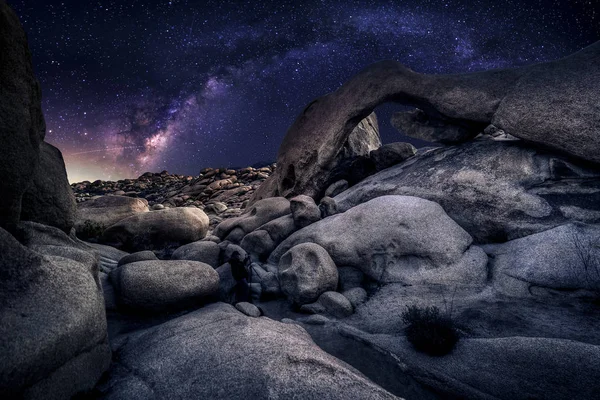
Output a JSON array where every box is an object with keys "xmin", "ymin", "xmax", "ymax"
[
  {"xmin": 78, "ymin": 220, "xmax": 106, "ymax": 241},
  {"xmin": 401, "ymin": 305, "xmax": 459, "ymax": 356}
]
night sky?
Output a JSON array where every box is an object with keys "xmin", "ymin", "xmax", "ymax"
[{"xmin": 8, "ymin": 0, "xmax": 600, "ymax": 182}]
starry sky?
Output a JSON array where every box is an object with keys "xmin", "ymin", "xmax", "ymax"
[{"xmin": 9, "ymin": 0, "xmax": 600, "ymax": 182}]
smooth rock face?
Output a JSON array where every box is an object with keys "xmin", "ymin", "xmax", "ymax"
[
  {"xmin": 214, "ymin": 197, "xmax": 291, "ymax": 243},
  {"xmin": 101, "ymin": 207, "xmax": 209, "ymax": 251},
  {"xmin": 491, "ymin": 42, "xmax": 600, "ymax": 165},
  {"xmin": 249, "ymin": 42, "xmax": 600, "ymax": 203},
  {"xmin": 76, "ymin": 195, "xmax": 149, "ymax": 235},
  {"xmin": 111, "ymin": 260, "xmax": 219, "ymax": 311},
  {"xmin": 290, "ymin": 195, "xmax": 322, "ymax": 228},
  {"xmin": 117, "ymin": 250, "xmax": 157, "ymax": 267},
  {"xmin": 271, "ymin": 196, "xmax": 486, "ymax": 284},
  {"xmin": 0, "ymin": 2, "xmax": 45, "ymax": 228},
  {"xmin": 486, "ymin": 223, "xmax": 600, "ymax": 296},
  {"xmin": 250, "ymin": 112, "xmax": 381, "ymax": 203},
  {"xmin": 0, "ymin": 227, "xmax": 110, "ymax": 399},
  {"xmin": 335, "ymin": 140, "xmax": 600, "ymax": 243},
  {"xmin": 20, "ymin": 142, "xmax": 77, "ymax": 233},
  {"xmin": 240, "ymin": 214, "xmax": 298, "ymax": 261},
  {"xmin": 363, "ymin": 333, "xmax": 600, "ymax": 400},
  {"xmin": 100, "ymin": 303, "xmax": 397, "ymax": 400},
  {"xmin": 370, "ymin": 142, "xmax": 417, "ymax": 171},
  {"xmin": 279, "ymin": 243, "xmax": 339, "ymax": 305},
  {"xmin": 171, "ymin": 240, "xmax": 221, "ymax": 268}
]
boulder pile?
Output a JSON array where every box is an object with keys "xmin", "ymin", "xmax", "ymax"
[{"xmin": 2, "ymin": 1, "xmax": 600, "ymax": 398}]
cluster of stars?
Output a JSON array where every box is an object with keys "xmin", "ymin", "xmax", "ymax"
[{"xmin": 9, "ymin": 0, "xmax": 599, "ymax": 182}]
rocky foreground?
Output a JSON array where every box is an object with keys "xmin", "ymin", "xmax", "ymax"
[{"xmin": 2, "ymin": 1, "xmax": 600, "ymax": 399}]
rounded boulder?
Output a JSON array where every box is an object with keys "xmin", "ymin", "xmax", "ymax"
[
  {"xmin": 278, "ymin": 243, "xmax": 338, "ymax": 305},
  {"xmin": 112, "ymin": 260, "xmax": 219, "ymax": 311}
]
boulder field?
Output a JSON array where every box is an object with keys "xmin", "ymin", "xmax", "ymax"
[{"xmin": 1, "ymin": 1, "xmax": 599, "ymax": 398}]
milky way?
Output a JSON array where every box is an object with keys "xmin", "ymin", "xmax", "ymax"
[{"xmin": 9, "ymin": 0, "xmax": 599, "ymax": 182}]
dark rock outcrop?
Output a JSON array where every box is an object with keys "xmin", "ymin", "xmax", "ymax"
[
  {"xmin": 20, "ymin": 142, "xmax": 77, "ymax": 233},
  {"xmin": 251, "ymin": 41, "xmax": 600, "ymax": 203},
  {"xmin": 335, "ymin": 140, "xmax": 600, "ymax": 243},
  {"xmin": 0, "ymin": 2, "xmax": 46, "ymax": 228},
  {"xmin": 0, "ymin": 226, "xmax": 110, "ymax": 399}
]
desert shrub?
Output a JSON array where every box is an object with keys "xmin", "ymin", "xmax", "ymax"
[
  {"xmin": 401, "ymin": 304, "xmax": 459, "ymax": 356},
  {"xmin": 78, "ymin": 220, "xmax": 106, "ymax": 241}
]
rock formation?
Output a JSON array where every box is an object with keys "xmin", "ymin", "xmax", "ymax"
[
  {"xmin": 0, "ymin": 2, "xmax": 46, "ymax": 228},
  {"xmin": 335, "ymin": 139, "xmax": 600, "ymax": 242},
  {"xmin": 0, "ymin": 224, "xmax": 111, "ymax": 399},
  {"xmin": 252, "ymin": 41, "xmax": 600, "ymax": 203},
  {"xmin": 20, "ymin": 142, "xmax": 77, "ymax": 233},
  {"xmin": 2, "ymin": 2, "xmax": 600, "ymax": 398}
]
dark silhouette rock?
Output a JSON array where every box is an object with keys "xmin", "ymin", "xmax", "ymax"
[
  {"xmin": 0, "ymin": 2, "xmax": 46, "ymax": 229},
  {"xmin": 20, "ymin": 142, "xmax": 77, "ymax": 233}
]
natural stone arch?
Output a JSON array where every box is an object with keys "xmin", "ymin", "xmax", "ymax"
[{"xmin": 251, "ymin": 41, "xmax": 600, "ymax": 203}]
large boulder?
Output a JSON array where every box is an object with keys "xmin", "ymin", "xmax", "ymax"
[
  {"xmin": 171, "ymin": 240, "xmax": 221, "ymax": 268},
  {"xmin": 335, "ymin": 140, "xmax": 600, "ymax": 243},
  {"xmin": 270, "ymin": 196, "xmax": 487, "ymax": 285},
  {"xmin": 98, "ymin": 302, "xmax": 398, "ymax": 399},
  {"xmin": 250, "ymin": 112, "xmax": 381, "ymax": 203},
  {"xmin": 101, "ymin": 207, "xmax": 209, "ymax": 251},
  {"xmin": 76, "ymin": 195, "xmax": 149, "ymax": 238},
  {"xmin": 0, "ymin": 227, "xmax": 110, "ymax": 399},
  {"xmin": 110, "ymin": 260, "xmax": 219, "ymax": 311},
  {"xmin": 0, "ymin": 2, "xmax": 46, "ymax": 228},
  {"xmin": 250, "ymin": 41, "xmax": 600, "ymax": 203},
  {"xmin": 279, "ymin": 243, "xmax": 338, "ymax": 305},
  {"xmin": 214, "ymin": 197, "xmax": 291, "ymax": 243},
  {"xmin": 20, "ymin": 142, "xmax": 77, "ymax": 233},
  {"xmin": 485, "ymin": 223, "xmax": 600, "ymax": 296}
]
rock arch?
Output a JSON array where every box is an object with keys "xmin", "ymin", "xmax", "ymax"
[{"xmin": 251, "ymin": 41, "xmax": 600, "ymax": 203}]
